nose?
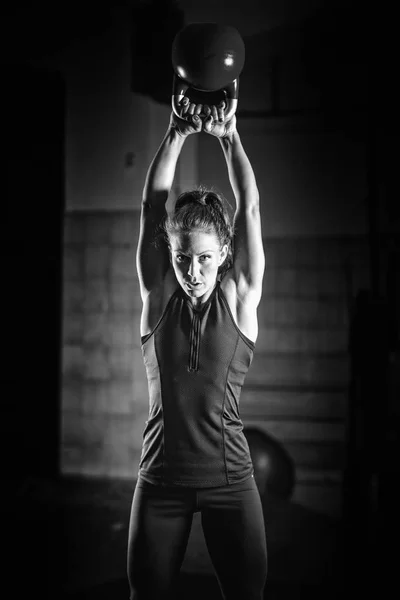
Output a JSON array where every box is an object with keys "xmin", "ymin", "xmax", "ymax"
[{"xmin": 187, "ymin": 259, "xmax": 200, "ymax": 280}]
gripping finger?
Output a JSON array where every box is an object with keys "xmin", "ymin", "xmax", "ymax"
[
  {"xmin": 180, "ymin": 96, "xmax": 189, "ymax": 117},
  {"xmin": 203, "ymin": 114, "xmax": 214, "ymax": 133},
  {"xmin": 217, "ymin": 101, "xmax": 225, "ymax": 123},
  {"xmin": 191, "ymin": 114, "xmax": 202, "ymax": 131}
]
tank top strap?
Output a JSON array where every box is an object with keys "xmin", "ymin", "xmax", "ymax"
[{"xmin": 140, "ymin": 286, "xmax": 181, "ymax": 345}]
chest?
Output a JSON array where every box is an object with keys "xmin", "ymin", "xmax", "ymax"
[{"xmin": 156, "ymin": 295, "xmax": 237, "ymax": 373}]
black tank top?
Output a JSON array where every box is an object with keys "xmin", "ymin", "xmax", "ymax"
[{"xmin": 138, "ymin": 282, "xmax": 255, "ymax": 487}]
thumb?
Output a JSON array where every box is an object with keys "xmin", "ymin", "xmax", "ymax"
[{"xmin": 203, "ymin": 114, "xmax": 214, "ymax": 134}]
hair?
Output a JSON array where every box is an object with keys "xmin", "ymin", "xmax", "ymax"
[{"xmin": 163, "ymin": 185, "xmax": 234, "ymax": 275}]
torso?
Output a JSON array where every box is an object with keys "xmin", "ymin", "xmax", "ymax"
[
  {"xmin": 139, "ymin": 277, "xmax": 255, "ymax": 487},
  {"xmin": 140, "ymin": 267, "xmax": 259, "ymax": 343}
]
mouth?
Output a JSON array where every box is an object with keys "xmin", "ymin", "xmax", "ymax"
[{"xmin": 185, "ymin": 281, "xmax": 203, "ymax": 289}]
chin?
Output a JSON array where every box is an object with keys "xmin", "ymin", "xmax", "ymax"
[
  {"xmin": 186, "ymin": 286, "xmax": 204, "ymax": 296},
  {"xmin": 182, "ymin": 282, "xmax": 209, "ymax": 297}
]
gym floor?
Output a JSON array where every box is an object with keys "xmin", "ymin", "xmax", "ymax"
[{"xmin": 7, "ymin": 475, "xmax": 346, "ymax": 600}]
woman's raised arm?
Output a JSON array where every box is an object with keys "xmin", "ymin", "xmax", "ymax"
[
  {"xmin": 204, "ymin": 109, "xmax": 265, "ymax": 303},
  {"xmin": 136, "ymin": 111, "xmax": 202, "ymax": 300}
]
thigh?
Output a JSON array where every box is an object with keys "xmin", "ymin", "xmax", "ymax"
[
  {"xmin": 127, "ymin": 479, "xmax": 194, "ymax": 600},
  {"xmin": 200, "ymin": 477, "xmax": 268, "ymax": 600}
]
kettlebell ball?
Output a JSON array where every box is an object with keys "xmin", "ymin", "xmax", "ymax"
[{"xmin": 171, "ymin": 23, "xmax": 245, "ymax": 121}]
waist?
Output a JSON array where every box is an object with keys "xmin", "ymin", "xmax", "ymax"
[{"xmin": 139, "ymin": 413, "xmax": 253, "ymax": 487}]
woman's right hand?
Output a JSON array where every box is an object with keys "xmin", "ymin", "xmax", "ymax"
[
  {"xmin": 202, "ymin": 102, "xmax": 237, "ymax": 139},
  {"xmin": 169, "ymin": 98, "xmax": 204, "ymax": 137}
]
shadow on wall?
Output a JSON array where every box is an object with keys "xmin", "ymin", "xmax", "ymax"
[{"xmin": 130, "ymin": 0, "xmax": 185, "ymax": 104}]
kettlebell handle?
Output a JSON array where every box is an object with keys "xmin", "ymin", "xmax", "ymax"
[{"xmin": 172, "ymin": 74, "xmax": 239, "ymax": 122}]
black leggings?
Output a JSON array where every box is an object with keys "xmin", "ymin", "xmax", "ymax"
[{"xmin": 127, "ymin": 475, "xmax": 268, "ymax": 600}]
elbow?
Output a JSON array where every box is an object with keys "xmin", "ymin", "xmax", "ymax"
[
  {"xmin": 240, "ymin": 186, "xmax": 260, "ymax": 212},
  {"xmin": 252, "ymin": 187, "xmax": 260, "ymax": 207},
  {"xmin": 141, "ymin": 190, "xmax": 169, "ymax": 211},
  {"xmin": 246, "ymin": 195, "xmax": 261, "ymax": 218}
]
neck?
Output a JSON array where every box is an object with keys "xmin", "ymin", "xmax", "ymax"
[{"xmin": 189, "ymin": 282, "xmax": 218, "ymax": 309}]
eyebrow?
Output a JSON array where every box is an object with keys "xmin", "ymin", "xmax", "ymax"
[{"xmin": 174, "ymin": 249, "xmax": 215, "ymax": 254}]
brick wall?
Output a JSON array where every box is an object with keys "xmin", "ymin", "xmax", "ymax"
[
  {"xmin": 61, "ymin": 211, "xmax": 370, "ymax": 517},
  {"xmin": 242, "ymin": 235, "xmax": 370, "ymax": 518},
  {"xmin": 61, "ymin": 210, "xmax": 147, "ymax": 478}
]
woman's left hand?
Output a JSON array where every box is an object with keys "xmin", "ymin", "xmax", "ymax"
[{"xmin": 202, "ymin": 102, "xmax": 237, "ymax": 138}]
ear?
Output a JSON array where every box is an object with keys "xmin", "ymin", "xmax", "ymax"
[{"xmin": 218, "ymin": 244, "xmax": 229, "ymax": 266}]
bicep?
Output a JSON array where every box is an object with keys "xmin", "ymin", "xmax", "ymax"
[
  {"xmin": 136, "ymin": 199, "xmax": 170, "ymax": 297},
  {"xmin": 232, "ymin": 194, "xmax": 265, "ymax": 298}
]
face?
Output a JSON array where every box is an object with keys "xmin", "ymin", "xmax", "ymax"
[{"xmin": 169, "ymin": 229, "xmax": 228, "ymax": 305}]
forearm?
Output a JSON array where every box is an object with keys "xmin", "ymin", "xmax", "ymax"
[
  {"xmin": 219, "ymin": 130, "xmax": 259, "ymax": 207},
  {"xmin": 142, "ymin": 126, "xmax": 186, "ymax": 205}
]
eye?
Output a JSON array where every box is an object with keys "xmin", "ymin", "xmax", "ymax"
[
  {"xmin": 175, "ymin": 254, "xmax": 188, "ymax": 263},
  {"xmin": 199, "ymin": 255, "xmax": 211, "ymax": 263}
]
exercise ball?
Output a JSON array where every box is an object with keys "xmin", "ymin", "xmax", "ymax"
[
  {"xmin": 244, "ymin": 428, "xmax": 295, "ymax": 499},
  {"xmin": 172, "ymin": 23, "xmax": 245, "ymax": 92}
]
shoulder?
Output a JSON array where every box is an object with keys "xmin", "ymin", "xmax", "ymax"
[{"xmin": 220, "ymin": 269, "xmax": 262, "ymax": 309}]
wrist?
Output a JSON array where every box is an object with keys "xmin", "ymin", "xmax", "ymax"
[
  {"xmin": 167, "ymin": 124, "xmax": 188, "ymax": 144},
  {"xmin": 219, "ymin": 128, "xmax": 238, "ymax": 146}
]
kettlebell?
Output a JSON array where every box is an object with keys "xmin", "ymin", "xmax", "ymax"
[{"xmin": 171, "ymin": 23, "xmax": 245, "ymax": 121}]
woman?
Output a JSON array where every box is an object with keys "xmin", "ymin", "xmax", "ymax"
[{"xmin": 127, "ymin": 98, "xmax": 267, "ymax": 600}]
